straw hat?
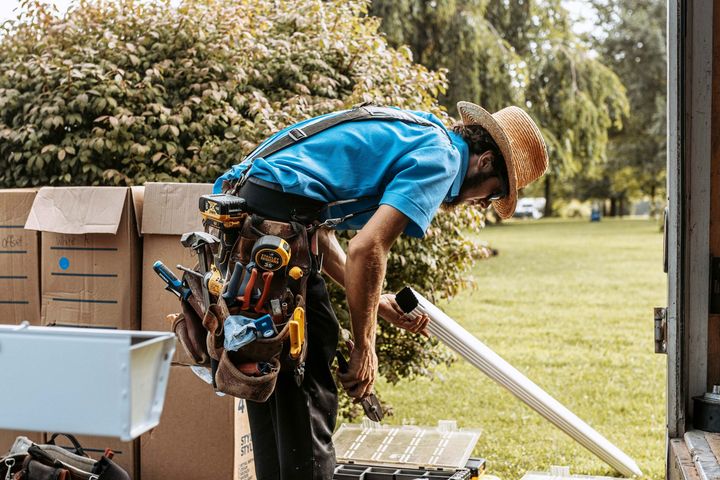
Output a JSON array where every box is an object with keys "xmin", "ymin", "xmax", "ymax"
[{"xmin": 456, "ymin": 101, "xmax": 548, "ymax": 219}]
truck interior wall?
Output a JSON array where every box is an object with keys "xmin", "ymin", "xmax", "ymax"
[
  {"xmin": 667, "ymin": 0, "xmax": 683, "ymax": 439},
  {"xmin": 707, "ymin": 1, "xmax": 720, "ymax": 390},
  {"xmin": 683, "ymin": 0, "xmax": 713, "ymax": 424}
]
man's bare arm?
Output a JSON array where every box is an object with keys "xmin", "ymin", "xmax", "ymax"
[
  {"xmin": 336, "ymin": 205, "xmax": 408, "ymax": 399},
  {"xmin": 317, "ymin": 225, "xmax": 430, "ymax": 338},
  {"xmin": 316, "ymin": 228, "xmax": 346, "ymax": 288}
]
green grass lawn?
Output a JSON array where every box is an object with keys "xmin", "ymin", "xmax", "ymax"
[{"xmin": 375, "ymin": 218, "xmax": 666, "ymax": 480}]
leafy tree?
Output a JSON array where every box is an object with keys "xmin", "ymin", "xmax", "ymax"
[
  {"xmin": 589, "ymin": 0, "xmax": 666, "ymax": 215},
  {"xmin": 0, "ymin": 0, "xmax": 489, "ymax": 415},
  {"xmin": 370, "ymin": 0, "xmax": 629, "ymax": 216},
  {"xmin": 370, "ymin": 0, "xmax": 524, "ymax": 114}
]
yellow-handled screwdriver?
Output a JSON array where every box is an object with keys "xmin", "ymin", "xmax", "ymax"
[{"xmin": 289, "ymin": 306, "xmax": 305, "ymax": 359}]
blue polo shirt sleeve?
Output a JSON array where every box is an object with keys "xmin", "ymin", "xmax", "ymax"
[{"xmin": 379, "ymin": 145, "xmax": 460, "ymax": 238}]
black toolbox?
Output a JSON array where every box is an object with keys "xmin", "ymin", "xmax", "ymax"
[{"xmin": 333, "ymin": 458, "xmax": 484, "ymax": 480}]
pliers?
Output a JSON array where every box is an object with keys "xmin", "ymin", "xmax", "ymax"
[{"xmin": 335, "ymin": 343, "xmax": 384, "ymax": 423}]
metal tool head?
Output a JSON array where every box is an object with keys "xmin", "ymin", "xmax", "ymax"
[
  {"xmin": 180, "ymin": 231, "xmax": 219, "ymax": 277},
  {"xmin": 336, "ymin": 349, "xmax": 384, "ymax": 422},
  {"xmin": 361, "ymin": 395, "xmax": 384, "ymax": 422},
  {"xmin": 180, "ymin": 231, "xmax": 220, "ymax": 250}
]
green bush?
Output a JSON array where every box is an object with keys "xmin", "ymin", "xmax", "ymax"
[
  {"xmin": 0, "ymin": 0, "xmax": 487, "ymax": 414},
  {"xmin": 0, "ymin": 0, "xmax": 447, "ymax": 186}
]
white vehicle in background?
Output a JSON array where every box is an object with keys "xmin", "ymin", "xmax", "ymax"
[{"xmin": 513, "ymin": 197, "xmax": 546, "ymax": 219}]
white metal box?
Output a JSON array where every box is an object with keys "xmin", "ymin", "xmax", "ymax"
[{"xmin": 0, "ymin": 324, "xmax": 175, "ymax": 441}]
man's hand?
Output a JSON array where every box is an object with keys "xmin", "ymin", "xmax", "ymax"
[
  {"xmin": 337, "ymin": 345, "xmax": 378, "ymax": 399},
  {"xmin": 378, "ymin": 293, "xmax": 430, "ymax": 336}
]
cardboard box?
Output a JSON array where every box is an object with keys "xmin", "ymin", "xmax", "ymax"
[
  {"xmin": 234, "ymin": 398, "xmax": 256, "ymax": 480},
  {"xmin": 0, "ymin": 429, "xmax": 43, "ymax": 456},
  {"xmin": 140, "ymin": 365, "xmax": 255, "ymax": 480},
  {"xmin": 24, "ymin": 187, "xmax": 142, "ymax": 329},
  {"xmin": 0, "ymin": 189, "xmax": 40, "ymax": 324},
  {"xmin": 140, "ymin": 182, "xmax": 211, "ymax": 363}
]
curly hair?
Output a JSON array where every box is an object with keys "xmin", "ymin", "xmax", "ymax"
[
  {"xmin": 451, "ymin": 123, "xmax": 509, "ymax": 192},
  {"xmin": 451, "ymin": 123, "xmax": 503, "ymax": 159}
]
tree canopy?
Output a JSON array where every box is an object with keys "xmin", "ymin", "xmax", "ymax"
[
  {"xmin": 370, "ymin": 0, "xmax": 631, "ymax": 215},
  {"xmin": 589, "ymin": 0, "xmax": 666, "ymax": 211}
]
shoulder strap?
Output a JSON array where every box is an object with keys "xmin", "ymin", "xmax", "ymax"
[
  {"xmin": 245, "ymin": 106, "xmax": 447, "ymax": 164},
  {"xmin": 230, "ymin": 106, "xmax": 448, "ymax": 222}
]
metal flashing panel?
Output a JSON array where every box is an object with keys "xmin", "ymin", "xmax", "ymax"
[
  {"xmin": 395, "ymin": 288, "xmax": 643, "ymax": 477},
  {"xmin": 0, "ymin": 324, "xmax": 175, "ymax": 441}
]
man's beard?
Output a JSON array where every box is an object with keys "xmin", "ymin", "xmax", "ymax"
[{"xmin": 442, "ymin": 169, "xmax": 497, "ymax": 209}]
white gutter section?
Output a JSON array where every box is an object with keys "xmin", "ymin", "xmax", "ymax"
[{"xmin": 396, "ymin": 287, "xmax": 642, "ymax": 478}]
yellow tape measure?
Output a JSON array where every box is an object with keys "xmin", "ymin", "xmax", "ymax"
[{"xmin": 252, "ymin": 235, "xmax": 291, "ymax": 271}]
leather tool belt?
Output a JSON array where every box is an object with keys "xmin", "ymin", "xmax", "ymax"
[
  {"xmin": 171, "ymin": 104, "xmax": 445, "ymax": 401},
  {"xmin": 0, "ymin": 434, "xmax": 130, "ymax": 480},
  {"xmin": 171, "ymin": 181, "xmax": 316, "ymax": 402}
]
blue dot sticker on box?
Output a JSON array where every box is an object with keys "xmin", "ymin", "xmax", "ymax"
[{"xmin": 59, "ymin": 257, "xmax": 70, "ymax": 270}]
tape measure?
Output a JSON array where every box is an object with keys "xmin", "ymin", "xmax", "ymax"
[{"xmin": 252, "ymin": 235, "xmax": 291, "ymax": 271}]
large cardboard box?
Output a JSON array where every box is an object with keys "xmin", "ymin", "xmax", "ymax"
[
  {"xmin": 140, "ymin": 182, "xmax": 211, "ymax": 363},
  {"xmin": 0, "ymin": 429, "xmax": 42, "ymax": 456},
  {"xmin": 140, "ymin": 365, "xmax": 256, "ymax": 480},
  {"xmin": 0, "ymin": 189, "xmax": 40, "ymax": 324},
  {"xmin": 24, "ymin": 187, "xmax": 141, "ymax": 329}
]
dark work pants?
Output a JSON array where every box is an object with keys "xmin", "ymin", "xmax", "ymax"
[{"xmin": 247, "ymin": 271, "xmax": 340, "ymax": 480}]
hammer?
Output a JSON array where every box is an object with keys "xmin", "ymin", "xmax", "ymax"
[
  {"xmin": 180, "ymin": 231, "xmax": 219, "ymax": 273},
  {"xmin": 180, "ymin": 231, "xmax": 220, "ymax": 308}
]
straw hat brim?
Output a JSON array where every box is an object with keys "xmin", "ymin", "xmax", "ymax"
[{"xmin": 456, "ymin": 101, "xmax": 518, "ymax": 218}]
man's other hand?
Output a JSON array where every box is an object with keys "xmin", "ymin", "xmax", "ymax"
[
  {"xmin": 337, "ymin": 345, "xmax": 378, "ymax": 400},
  {"xmin": 378, "ymin": 293, "xmax": 430, "ymax": 336}
]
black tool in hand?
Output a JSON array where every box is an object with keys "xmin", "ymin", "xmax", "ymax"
[{"xmin": 335, "ymin": 346, "xmax": 384, "ymax": 422}]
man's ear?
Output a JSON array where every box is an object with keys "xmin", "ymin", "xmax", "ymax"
[{"xmin": 477, "ymin": 150, "xmax": 496, "ymax": 172}]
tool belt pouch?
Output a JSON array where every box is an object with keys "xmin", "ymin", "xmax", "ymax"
[
  {"xmin": 203, "ymin": 303, "xmax": 229, "ymax": 361},
  {"xmin": 17, "ymin": 457, "xmax": 69, "ymax": 480},
  {"xmin": 212, "ymin": 216, "xmax": 311, "ymax": 401},
  {"xmin": 210, "ymin": 297, "xmax": 282, "ymax": 402},
  {"xmin": 235, "ymin": 216, "xmax": 310, "ymax": 367},
  {"xmin": 1, "ymin": 436, "xmax": 130, "ymax": 480},
  {"xmin": 170, "ymin": 299, "xmax": 210, "ymax": 366},
  {"xmin": 163, "ymin": 267, "xmax": 209, "ymax": 366},
  {"xmin": 216, "ymin": 351, "xmax": 281, "ymax": 402}
]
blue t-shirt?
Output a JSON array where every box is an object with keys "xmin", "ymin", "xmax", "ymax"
[{"xmin": 213, "ymin": 108, "xmax": 469, "ymax": 238}]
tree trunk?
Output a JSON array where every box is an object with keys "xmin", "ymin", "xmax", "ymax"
[
  {"xmin": 544, "ymin": 175, "xmax": 553, "ymax": 217},
  {"xmin": 650, "ymin": 184, "xmax": 657, "ymax": 217},
  {"xmin": 610, "ymin": 198, "xmax": 617, "ymax": 217}
]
